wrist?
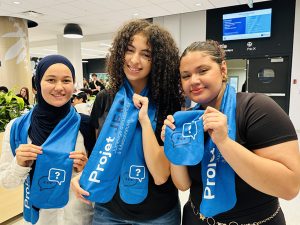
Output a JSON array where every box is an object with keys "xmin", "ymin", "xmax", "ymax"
[{"xmin": 139, "ymin": 116, "xmax": 151, "ymax": 127}]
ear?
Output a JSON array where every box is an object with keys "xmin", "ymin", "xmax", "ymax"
[{"xmin": 220, "ymin": 60, "xmax": 228, "ymax": 82}]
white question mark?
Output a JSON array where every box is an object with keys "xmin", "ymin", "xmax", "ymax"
[
  {"xmin": 136, "ymin": 168, "xmax": 141, "ymax": 177},
  {"xmin": 55, "ymin": 171, "xmax": 60, "ymax": 179}
]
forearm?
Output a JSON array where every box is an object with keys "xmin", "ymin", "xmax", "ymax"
[
  {"xmin": 0, "ymin": 127, "xmax": 31, "ymax": 188},
  {"xmin": 140, "ymin": 118, "xmax": 170, "ymax": 185},
  {"xmin": 170, "ymin": 163, "xmax": 191, "ymax": 191},
  {"xmin": 217, "ymin": 138, "xmax": 300, "ymax": 200},
  {"xmin": 0, "ymin": 158, "xmax": 31, "ymax": 188}
]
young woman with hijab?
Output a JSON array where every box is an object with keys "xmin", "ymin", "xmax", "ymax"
[
  {"xmin": 71, "ymin": 19, "xmax": 182, "ymax": 225},
  {"xmin": 161, "ymin": 40, "xmax": 300, "ymax": 225},
  {"xmin": 0, "ymin": 55, "xmax": 94, "ymax": 225}
]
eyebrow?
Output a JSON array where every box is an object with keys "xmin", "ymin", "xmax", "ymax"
[{"xmin": 44, "ymin": 74, "xmax": 72, "ymax": 78}]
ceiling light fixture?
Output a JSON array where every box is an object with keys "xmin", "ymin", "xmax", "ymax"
[{"xmin": 63, "ymin": 23, "xmax": 83, "ymax": 39}]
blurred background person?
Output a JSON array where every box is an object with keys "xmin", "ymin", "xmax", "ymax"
[
  {"xmin": 89, "ymin": 73, "xmax": 105, "ymax": 95},
  {"xmin": 0, "ymin": 86, "xmax": 9, "ymax": 93},
  {"xmin": 16, "ymin": 87, "xmax": 30, "ymax": 105},
  {"xmin": 72, "ymin": 91, "xmax": 91, "ymax": 115}
]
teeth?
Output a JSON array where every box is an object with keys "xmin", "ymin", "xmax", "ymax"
[{"xmin": 128, "ymin": 65, "xmax": 140, "ymax": 72}]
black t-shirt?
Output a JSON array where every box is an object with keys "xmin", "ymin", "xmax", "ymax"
[
  {"xmin": 90, "ymin": 90, "xmax": 179, "ymax": 220},
  {"xmin": 189, "ymin": 92, "xmax": 298, "ymax": 221},
  {"xmin": 89, "ymin": 80, "xmax": 105, "ymax": 95}
]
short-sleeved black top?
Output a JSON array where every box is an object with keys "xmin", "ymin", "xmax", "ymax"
[
  {"xmin": 90, "ymin": 90, "xmax": 179, "ymax": 220},
  {"xmin": 189, "ymin": 92, "xmax": 298, "ymax": 221}
]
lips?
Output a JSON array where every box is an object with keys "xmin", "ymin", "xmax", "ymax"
[
  {"xmin": 52, "ymin": 94, "xmax": 65, "ymax": 98},
  {"xmin": 127, "ymin": 65, "xmax": 141, "ymax": 73},
  {"xmin": 191, "ymin": 87, "xmax": 204, "ymax": 94}
]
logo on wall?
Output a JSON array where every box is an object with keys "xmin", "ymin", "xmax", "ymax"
[
  {"xmin": 246, "ymin": 42, "xmax": 256, "ymax": 51},
  {"xmin": 1, "ymin": 18, "xmax": 29, "ymax": 66}
]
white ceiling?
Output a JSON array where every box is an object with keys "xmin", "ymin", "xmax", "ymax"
[{"xmin": 0, "ymin": 0, "xmax": 268, "ymax": 59}]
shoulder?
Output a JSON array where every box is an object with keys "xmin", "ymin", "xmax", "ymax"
[
  {"xmin": 3, "ymin": 118, "xmax": 18, "ymax": 140},
  {"xmin": 236, "ymin": 92, "xmax": 286, "ymax": 117},
  {"xmin": 236, "ymin": 92, "xmax": 297, "ymax": 149}
]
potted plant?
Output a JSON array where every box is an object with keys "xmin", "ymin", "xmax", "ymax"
[{"xmin": 0, "ymin": 90, "xmax": 25, "ymax": 132}]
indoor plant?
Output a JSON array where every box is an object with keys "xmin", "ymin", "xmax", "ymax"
[{"xmin": 0, "ymin": 90, "xmax": 25, "ymax": 132}]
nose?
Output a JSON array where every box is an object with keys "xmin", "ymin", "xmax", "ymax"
[
  {"xmin": 54, "ymin": 81, "xmax": 64, "ymax": 90},
  {"xmin": 130, "ymin": 52, "xmax": 140, "ymax": 65},
  {"xmin": 190, "ymin": 73, "xmax": 200, "ymax": 84}
]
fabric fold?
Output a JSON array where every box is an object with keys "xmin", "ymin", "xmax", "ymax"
[
  {"xmin": 164, "ymin": 110, "xmax": 204, "ymax": 165},
  {"xmin": 80, "ymin": 79, "xmax": 156, "ymax": 204},
  {"xmin": 10, "ymin": 107, "xmax": 80, "ymax": 224}
]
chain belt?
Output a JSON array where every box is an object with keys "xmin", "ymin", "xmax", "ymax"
[{"xmin": 188, "ymin": 198, "xmax": 281, "ymax": 225}]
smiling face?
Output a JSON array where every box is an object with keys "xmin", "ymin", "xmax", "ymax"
[
  {"xmin": 180, "ymin": 51, "xmax": 227, "ymax": 109},
  {"xmin": 20, "ymin": 88, "xmax": 27, "ymax": 98},
  {"xmin": 123, "ymin": 33, "xmax": 152, "ymax": 93},
  {"xmin": 40, "ymin": 63, "xmax": 74, "ymax": 107}
]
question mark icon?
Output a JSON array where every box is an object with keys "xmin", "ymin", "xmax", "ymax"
[
  {"xmin": 55, "ymin": 171, "xmax": 60, "ymax": 179},
  {"xmin": 136, "ymin": 168, "xmax": 141, "ymax": 177}
]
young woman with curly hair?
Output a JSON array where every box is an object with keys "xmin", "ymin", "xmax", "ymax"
[{"xmin": 71, "ymin": 19, "xmax": 182, "ymax": 225}]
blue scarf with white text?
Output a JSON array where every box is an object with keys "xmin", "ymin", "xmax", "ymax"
[
  {"xmin": 165, "ymin": 84, "xmax": 236, "ymax": 217},
  {"xmin": 10, "ymin": 107, "xmax": 80, "ymax": 224},
  {"xmin": 80, "ymin": 79, "xmax": 156, "ymax": 204}
]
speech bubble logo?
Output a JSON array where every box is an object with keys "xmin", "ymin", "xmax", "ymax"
[
  {"xmin": 121, "ymin": 172, "xmax": 138, "ymax": 186},
  {"xmin": 129, "ymin": 165, "xmax": 145, "ymax": 182},
  {"xmin": 48, "ymin": 168, "xmax": 66, "ymax": 185},
  {"xmin": 38, "ymin": 176, "xmax": 57, "ymax": 191},
  {"xmin": 182, "ymin": 121, "xmax": 198, "ymax": 140},
  {"xmin": 171, "ymin": 132, "xmax": 191, "ymax": 148}
]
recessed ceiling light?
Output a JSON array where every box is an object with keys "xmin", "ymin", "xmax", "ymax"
[
  {"xmin": 22, "ymin": 10, "xmax": 44, "ymax": 18},
  {"xmin": 13, "ymin": 1, "xmax": 21, "ymax": 4},
  {"xmin": 195, "ymin": 3, "xmax": 202, "ymax": 6},
  {"xmin": 133, "ymin": 13, "xmax": 139, "ymax": 16}
]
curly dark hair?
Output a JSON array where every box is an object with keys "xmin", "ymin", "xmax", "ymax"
[{"xmin": 106, "ymin": 19, "xmax": 183, "ymax": 129}]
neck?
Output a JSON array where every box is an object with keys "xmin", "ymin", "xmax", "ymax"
[{"xmin": 130, "ymin": 78, "xmax": 148, "ymax": 94}]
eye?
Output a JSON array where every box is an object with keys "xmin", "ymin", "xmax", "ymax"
[
  {"xmin": 46, "ymin": 79, "xmax": 55, "ymax": 83},
  {"xmin": 181, "ymin": 73, "xmax": 191, "ymax": 80},
  {"xmin": 126, "ymin": 46, "xmax": 134, "ymax": 53},
  {"xmin": 141, "ymin": 52, "xmax": 151, "ymax": 60},
  {"xmin": 63, "ymin": 78, "xmax": 72, "ymax": 83},
  {"xmin": 197, "ymin": 68, "xmax": 208, "ymax": 75}
]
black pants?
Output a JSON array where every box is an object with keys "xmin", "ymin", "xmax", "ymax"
[{"xmin": 182, "ymin": 201, "xmax": 286, "ymax": 225}]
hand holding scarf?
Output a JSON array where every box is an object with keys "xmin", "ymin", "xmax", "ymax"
[{"xmin": 164, "ymin": 84, "xmax": 237, "ymax": 217}]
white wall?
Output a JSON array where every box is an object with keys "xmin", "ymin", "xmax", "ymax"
[
  {"xmin": 228, "ymin": 69, "xmax": 246, "ymax": 92},
  {"xmin": 289, "ymin": 0, "xmax": 300, "ymax": 131},
  {"xmin": 153, "ymin": 11, "xmax": 206, "ymax": 53}
]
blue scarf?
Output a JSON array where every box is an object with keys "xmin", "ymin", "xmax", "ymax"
[
  {"xmin": 165, "ymin": 84, "xmax": 236, "ymax": 217},
  {"xmin": 80, "ymin": 80, "xmax": 156, "ymax": 204},
  {"xmin": 10, "ymin": 107, "xmax": 80, "ymax": 224},
  {"xmin": 164, "ymin": 110, "xmax": 204, "ymax": 165}
]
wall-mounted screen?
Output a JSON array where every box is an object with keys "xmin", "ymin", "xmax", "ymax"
[{"xmin": 223, "ymin": 8, "xmax": 272, "ymax": 41}]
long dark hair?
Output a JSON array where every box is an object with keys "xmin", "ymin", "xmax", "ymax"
[{"xmin": 106, "ymin": 19, "xmax": 183, "ymax": 130}]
